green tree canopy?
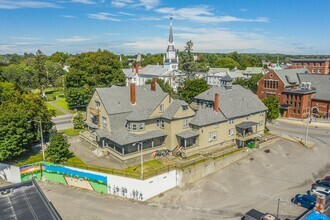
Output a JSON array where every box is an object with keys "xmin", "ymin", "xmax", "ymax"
[
  {"xmin": 0, "ymin": 82, "xmax": 53, "ymax": 161},
  {"xmin": 215, "ymin": 57, "xmax": 241, "ymax": 70},
  {"xmin": 73, "ymin": 112, "xmax": 86, "ymax": 129},
  {"xmin": 233, "ymin": 74, "xmax": 263, "ymax": 94},
  {"xmin": 145, "ymin": 79, "xmax": 177, "ymax": 98},
  {"xmin": 177, "ymin": 79, "xmax": 209, "ymax": 103},
  {"xmin": 180, "ymin": 41, "xmax": 198, "ymax": 78},
  {"xmin": 47, "ymin": 130, "xmax": 72, "ymax": 163},
  {"xmin": 262, "ymin": 96, "xmax": 280, "ymax": 121}
]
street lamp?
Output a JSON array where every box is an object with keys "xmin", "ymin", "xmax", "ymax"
[
  {"xmin": 28, "ymin": 120, "xmax": 45, "ymax": 161},
  {"xmin": 140, "ymin": 142, "xmax": 143, "ymax": 179}
]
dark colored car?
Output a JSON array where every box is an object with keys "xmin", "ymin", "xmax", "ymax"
[
  {"xmin": 312, "ymin": 180, "xmax": 330, "ymax": 189},
  {"xmin": 323, "ymin": 176, "xmax": 330, "ymax": 181},
  {"xmin": 292, "ymin": 194, "xmax": 316, "ymax": 209}
]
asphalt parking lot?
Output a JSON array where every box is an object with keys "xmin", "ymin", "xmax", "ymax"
[{"xmin": 40, "ymin": 138, "xmax": 330, "ymax": 219}]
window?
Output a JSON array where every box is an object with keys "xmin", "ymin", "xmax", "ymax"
[
  {"xmin": 139, "ymin": 123, "xmax": 144, "ymax": 130},
  {"xmin": 228, "ymin": 119, "xmax": 234, "ymax": 124},
  {"xmin": 102, "ymin": 117, "xmax": 107, "ymax": 128},
  {"xmin": 159, "ymin": 104, "xmax": 164, "ymax": 113},
  {"xmin": 228, "ymin": 128, "xmax": 234, "ymax": 136},
  {"xmin": 259, "ymin": 112, "xmax": 264, "ymax": 117},
  {"xmin": 132, "ymin": 123, "xmax": 137, "ymax": 131},
  {"xmin": 192, "ymin": 125, "xmax": 198, "ymax": 131},
  {"xmin": 208, "ymin": 131, "xmax": 217, "ymax": 142},
  {"xmin": 183, "ymin": 119, "xmax": 189, "ymax": 128},
  {"xmin": 160, "ymin": 136, "xmax": 165, "ymax": 143},
  {"xmin": 259, "ymin": 120, "xmax": 264, "ymax": 127},
  {"xmin": 157, "ymin": 119, "xmax": 164, "ymax": 129},
  {"xmin": 95, "ymin": 101, "xmax": 101, "ymax": 109},
  {"xmin": 127, "ymin": 122, "xmax": 131, "ymax": 130},
  {"xmin": 214, "ymin": 123, "xmax": 219, "ymax": 128},
  {"xmin": 182, "ymin": 105, "xmax": 188, "ymax": 111}
]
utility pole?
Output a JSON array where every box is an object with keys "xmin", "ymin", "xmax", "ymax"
[
  {"xmin": 305, "ymin": 115, "xmax": 310, "ymax": 146},
  {"xmin": 39, "ymin": 120, "xmax": 45, "ymax": 161},
  {"xmin": 140, "ymin": 142, "xmax": 143, "ymax": 179},
  {"xmin": 276, "ymin": 198, "xmax": 280, "ymax": 219}
]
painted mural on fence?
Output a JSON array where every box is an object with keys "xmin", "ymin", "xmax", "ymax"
[{"xmin": 20, "ymin": 162, "xmax": 107, "ymax": 193}]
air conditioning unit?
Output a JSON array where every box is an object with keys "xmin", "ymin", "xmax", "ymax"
[{"xmin": 301, "ymin": 82, "xmax": 306, "ymax": 89}]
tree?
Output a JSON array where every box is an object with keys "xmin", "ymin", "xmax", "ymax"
[
  {"xmin": 33, "ymin": 50, "xmax": 47, "ymax": 88},
  {"xmin": 206, "ymin": 54, "xmax": 219, "ymax": 67},
  {"xmin": 73, "ymin": 112, "xmax": 85, "ymax": 129},
  {"xmin": 180, "ymin": 41, "xmax": 198, "ymax": 78},
  {"xmin": 263, "ymin": 96, "xmax": 280, "ymax": 121},
  {"xmin": 0, "ymin": 82, "xmax": 53, "ymax": 161},
  {"xmin": 47, "ymin": 130, "xmax": 72, "ymax": 163},
  {"xmin": 233, "ymin": 74, "xmax": 263, "ymax": 94},
  {"xmin": 215, "ymin": 57, "xmax": 241, "ymax": 70},
  {"xmin": 177, "ymin": 79, "xmax": 209, "ymax": 103}
]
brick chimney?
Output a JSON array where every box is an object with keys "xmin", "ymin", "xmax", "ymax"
[
  {"xmin": 135, "ymin": 63, "xmax": 139, "ymax": 74},
  {"xmin": 130, "ymin": 83, "xmax": 136, "ymax": 105},
  {"xmin": 151, "ymin": 78, "xmax": 157, "ymax": 91},
  {"xmin": 214, "ymin": 93, "xmax": 219, "ymax": 112}
]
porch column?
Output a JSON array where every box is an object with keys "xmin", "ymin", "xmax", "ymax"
[
  {"xmin": 184, "ymin": 139, "xmax": 187, "ymax": 149},
  {"xmin": 122, "ymin": 147, "xmax": 125, "ymax": 155},
  {"xmin": 152, "ymin": 139, "xmax": 154, "ymax": 148},
  {"xmin": 102, "ymin": 139, "xmax": 105, "ymax": 148}
]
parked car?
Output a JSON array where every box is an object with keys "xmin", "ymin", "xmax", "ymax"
[
  {"xmin": 291, "ymin": 194, "xmax": 316, "ymax": 209},
  {"xmin": 312, "ymin": 180, "xmax": 330, "ymax": 189},
  {"xmin": 308, "ymin": 186, "xmax": 330, "ymax": 197},
  {"xmin": 323, "ymin": 176, "xmax": 330, "ymax": 181}
]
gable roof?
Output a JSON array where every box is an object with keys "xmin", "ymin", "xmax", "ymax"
[
  {"xmin": 122, "ymin": 68, "xmax": 135, "ymax": 78},
  {"xmin": 273, "ymin": 68, "xmax": 309, "ymax": 86},
  {"xmin": 244, "ymin": 67, "xmax": 263, "ymax": 75},
  {"xmin": 298, "ymin": 74, "xmax": 330, "ymax": 101},
  {"xmin": 138, "ymin": 65, "xmax": 170, "ymax": 77},
  {"xmin": 162, "ymin": 100, "xmax": 189, "ymax": 120},
  {"xmin": 96, "ymin": 84, "xmax": 167, "ymax": 116},
  {"xmin": 190, "ymin": 108, "xmax": 227, "ymax": 126},
  {"xmin": 194, "ymin": 85, "xmax": 268, "ymax": 119},
  {"xmin": 207, "ymin": 68, "xmax": 230, "ymax": 75}
]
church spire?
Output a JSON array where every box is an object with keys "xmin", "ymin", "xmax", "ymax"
[{"xmin": 168, "ymin": 15, "xmax": 173, "ymax": 44}]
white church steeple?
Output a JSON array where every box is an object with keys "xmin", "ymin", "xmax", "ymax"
[{"xmin": 163, "ymin": 15, "xmax": 178, "ymax": 71}]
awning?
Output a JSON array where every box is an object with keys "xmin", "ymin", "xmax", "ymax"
[
  {"xmin": 236, "ymin": 121, "xmax": 258, "ymax": 129},
  {"xmin": 176, "ymin": 130, "xmax": 199, "ymax": 139},
  {"xmin": 86, "ymin": 122, "xmax": 98, "ymax": 129}
]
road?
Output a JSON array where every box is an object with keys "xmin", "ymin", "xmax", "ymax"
[{"xmin": 52, "ymin": 114, "xmax": 74, "ymax": 131}]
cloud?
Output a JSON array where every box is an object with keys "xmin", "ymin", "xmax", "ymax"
[
  {"xmin": 240, "ymin": 8, "xmax": 248, "ymax": 12},
  {"xmin": 88, "ymin": 12, "xmax": 121, "ymax": 21},
  {"xmin": 70, "ymin": 0, "xmax": 96, "ymax": 4},
  {"xmin": 136, "ymin": 0, "xmax": 160, "ymax": 10},
  {"xmin": 111, "ymin": 0, "xmax": 159, "ymax": 10},
  {"xmin": 56, "ymin": 36, "xmax": 91, "ymax": 43},
  {"xmin": 155, "ymin": 5, "xmax": 269, "ymax": 23},
  {"xmin": 61, "ymin": 15, "xmax": 78, "ymax": 19},
  {"xmin": 10, "ymin": 37, "xmax": 42, "ymax": 40},
  {"xmin": 131, "ymin": 16, "xmax": 162, "ymax": 21},
  {"xmin": 111, "ymin": 0, "xmax": 133, "ymax": 7},
  {"xmin": 118, "ymin": 11, "xmax": 135, "ymax": 16},
  {"xmin": 0, "ymin": 0, "xmax": 61, "ymax": 9}
]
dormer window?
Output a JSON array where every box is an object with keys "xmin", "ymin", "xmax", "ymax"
[
  {"xmin": 139, "ymin": 123, "xmax": 144, "ymax": 130},
  {"xmin": 132, "ymin": 124, "xmax": 137, "ymax": 131},
  {"xmin": 182, "ymin": 105, "xmax": 188, "ymax": 111}
]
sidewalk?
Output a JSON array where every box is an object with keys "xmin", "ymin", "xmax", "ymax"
[{"xmin": 275, "ymin": 117, "xmax": 330, "ymax": 128}]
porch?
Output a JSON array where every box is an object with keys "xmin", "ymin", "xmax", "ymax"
[
  {"xmin": 176, "ymin": 130, "xmax": 199, "ymax": 148},
  {"xmin": 235, "ymin": 121, "xmax": 258, "ymax": 147}
]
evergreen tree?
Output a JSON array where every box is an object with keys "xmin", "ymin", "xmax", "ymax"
[
  {"xmin": 47, "ymin": 130, "xmax": 72, "ymax": 163},
  {"xmin": 180, "ymin": 41, "xmax": 198, "ymax": 78},
  {"xmin": 73, "ymin": 112, "xmax": 85, "ymax": 129}
]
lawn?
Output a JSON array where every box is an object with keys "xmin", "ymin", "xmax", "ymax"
[
  {"xmin": 124, "ymin": 159, "xmax": 175, "ymax": 176},
  {"xmin": 52, "ymin": 97, "xmax": 75, "ymax": 114},
  {"xmin": 61, "ymin": 128, "xmax": 85, "ymax": 136},
  {"xmin": 45, "ymin": 102, "xmax": 65, "ymax": 116}
]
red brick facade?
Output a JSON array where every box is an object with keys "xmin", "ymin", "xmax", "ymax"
[
  {"xmin": 257, "ymin": 70, "xmax": 285, "ymax": 101},
  {"xmin": 257, "ymin": 70, "xmax": 315, "ymax": 119},
  {"xmin": 290, "ymin": 60, "xmax": 330, "ymax": 74},
  {"xmin": 311, "ymin": 100, "xmax": 330, "ymax": 118}
]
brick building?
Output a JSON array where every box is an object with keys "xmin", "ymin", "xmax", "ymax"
[
  {"xmin": 258, "ymin": 68, "xmax": 330, "ymax": 119},
  {"xmin": 290, "ymin": 59, "xmax": 330, "ymax": 74}
]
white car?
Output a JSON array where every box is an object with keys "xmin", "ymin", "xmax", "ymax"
[{"xmin": 308, "ymin": 186, "xmax": 330, "ymax": 197}]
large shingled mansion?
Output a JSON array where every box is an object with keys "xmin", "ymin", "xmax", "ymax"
[{"xmin": 82, "ymin": 77, "xmax": 268, "ymax": 162}]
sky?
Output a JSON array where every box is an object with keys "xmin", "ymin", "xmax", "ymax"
[{"xmin": 0, "ymin": 0, "xmax": 329, "ymax": 55}]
